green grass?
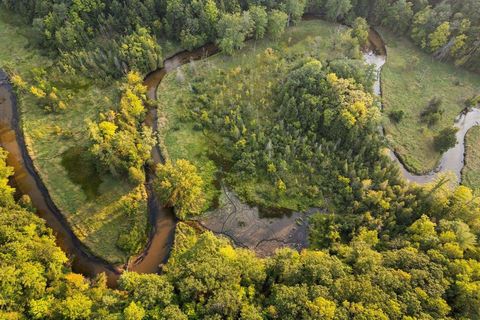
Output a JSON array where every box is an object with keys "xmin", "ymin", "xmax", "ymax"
[
  {"xmin": 158, "ymin": 79, "xmax": 222, "ymax": 211},
  {"xmin": 381, "ymin": 29, "xmax": 480, "ymax": 174},
  {"xmin": 0, "ymin": 11, "xmax": 147, "ymax": 264},
  {"xmin": 463, "ymin": 126, "xmax": 480, "ymax": 190},
  {"xmin": 157, "ymin": 20, "xmax": 347, "ymax": 211}
]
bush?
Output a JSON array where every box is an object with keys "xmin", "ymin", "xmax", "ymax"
[
  {"xmin": 128, "ymin": 167, "xmax": 145, "ymax": 185},
  {"xmin": 352, "ymin": 17, "xmax": 369, "ymax": 47},
  {"xmin": 115, "ymin": 186, "xmax": 148, "ymax": 255},
  {"xmin": 116, "ymin": 225, "xmax": 147, "ymax": 255},
  {"xmin": 389, "ymin": 110, "xmax": 405, "ymax": 123},
  {"xmin": 421, "ymin": 97, "xmax": 444, "ymax": 126},
  {"xmin": 328, "ymin": 58, "xmax": 376, "ymax": 91},
  {"xmin": 434, "ymin": 127, "xmax": 458, "ymax": 152},
  {"xmin": 465, "ymin": 95, "xmax": 480, "ymax": 109},
  {"xmin": 154, "ymin": 159, "xmax": 205, "ymax": 219}
]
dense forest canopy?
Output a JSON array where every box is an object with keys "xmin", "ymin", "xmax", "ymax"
[
  {"xmin": 2, "ymin": 145, "xmax": 480, "ymax": 319},
  {"xmin": 1, "ymin": 0, "xmax": 480, "ymax": 319},
  {"xmin": 2, "ymin": 0, "xmax": 480, "ymax": 76}
]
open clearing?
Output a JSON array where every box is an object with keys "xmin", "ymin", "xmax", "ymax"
[{"xmin": 381, "ymin": 29, "xmax": 480, "ymax": 174}]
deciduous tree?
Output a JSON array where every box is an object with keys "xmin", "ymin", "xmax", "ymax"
[{"xmin": 154, "ymin": 159, "xmax": 205, "ymax": 219}]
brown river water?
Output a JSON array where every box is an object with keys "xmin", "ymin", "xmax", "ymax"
[
  {"xmin": 1, "ymin": 23, "xmax": 477, "ymax": 286},
  {"xmin": 0, "ymin": 70, "xmax": 121, "ymax": 286},
  {"xmin": 0, "ymin": 44, "xmax": 220, "ymax": 286},
  {"xmin": 130, "ymin": 43, "xmax": 219, "ymax": 274}
]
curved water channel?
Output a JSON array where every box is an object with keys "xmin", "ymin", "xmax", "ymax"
[
  {"xmin": 0, "ymin": 70, "xmax": 121, "ymax": 286},
  {"xmin": 364, "ymin": 30, "xmax": 480, "ymax": 184},
  {"xmin": 1, "ymin": 22, "xmax": 477, "ymax": 286},
  {"xmin": 0, "ymin": 44, "xmax": 219, "ymax": 286}
]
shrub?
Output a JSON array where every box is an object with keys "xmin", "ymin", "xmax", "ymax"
[
  {"xmin": 128, "ymin": 167, "xmax": 145, "ymax": 185},
  {"xmin": 389, "ymin": 110, "xmax": 405, "ymax": 123},
  {"xmin": 434, "ymin": 127, "xmax": 458, "ymax": 152},
  {"xmin": 328, "ymin": 58, "xmax": 376, "ymax": 91},
  {"xmin": 154, "ymin": 159, "xmax": 205, "ymax": 219},
  {"xmin": 464, "ymin": 95, "xmax": 480, "ymax": 109},
  {"xmin": 421, "ymin": 96, "xmax": 444, "ymax": 126}
]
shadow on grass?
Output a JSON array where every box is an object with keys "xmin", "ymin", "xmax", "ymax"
[{"xmin": 61, "ymin": 146, "xmax": 102, "ymax": 201}]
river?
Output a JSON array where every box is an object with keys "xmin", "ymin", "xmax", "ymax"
[
  {"xmin": 363, "ymin": 31, "xmax": 480, "ymax": 185},
  {"xmin": 129, "ymin": 43, "xmax": 220, "ymax": 274},
  {"xmin": 0, "ymin": 70, "xmax": 121, "ymax": 287},
  {"xmin": 0, "ymin": 44, "xmax": 221, "ymax": 286}
]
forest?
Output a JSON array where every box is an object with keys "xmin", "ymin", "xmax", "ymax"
[{"xmin": 1, "ymin": 0, "xmax": 480, "ymax": 319}]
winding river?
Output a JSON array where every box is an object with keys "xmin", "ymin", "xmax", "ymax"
[
  {"xmin": 364, "ymin": 30, "xmax": 480, "ymax": 184},
  {"xmin": 131, "ymin": 43, "xmax": 220, "ymax": 274},
  {"xmin": 0, "ymin": 44, "xmax": 220, "ymax": 286},
  {"xmin": 1, "ymin": 21, "xmax": 478, "ymax": 286},
  {"xmin": 0, "ymin": 70, "xmax": 121, "ymax": 286}
]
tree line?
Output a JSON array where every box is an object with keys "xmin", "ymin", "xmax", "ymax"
[
  {"xmin": 309, "ymin": 0, "xmax": 480, "ymax": 73},
  {"xmin": 0, "ymin": 0, "xmax": 305, "ymax": 79},
  {"xmin": 2, "ymin": 0, "xmax": 480, "ymax": 76}
]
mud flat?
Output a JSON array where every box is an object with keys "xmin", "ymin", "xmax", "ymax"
[{"xmin": 197, "ymin": 187, "xmax": 313, "ymax": 256}]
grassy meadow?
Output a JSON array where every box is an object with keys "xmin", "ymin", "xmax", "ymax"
[
  {"xmin": 157, "ymin": 20, "xmax": 350, "ymax": 211},
  {"xmin": 0, "ymin": 11, "xmax": 147, "ymax": 264},
  {"xmin": 463, "ymin": 126, "xmax": 480, "ymax": 191},
  {"xmin": 381, "ymin": 29, "xmax": 480, "ymax": 174}
]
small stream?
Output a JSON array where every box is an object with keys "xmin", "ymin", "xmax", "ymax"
[
  {"xmin": 364, "ymin": 31, "xmax": 480, "ymax": 184},
  {"xmin": 386, "ymin": 109, "xmax": 480, "ymax": 184}
]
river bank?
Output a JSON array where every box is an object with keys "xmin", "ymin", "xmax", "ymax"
[
  {"xmin": 0, "ymin": 43, "xmax": 224, "ymax": 285},
  {"xmin": 379, "ymin": 28, "xmax": 480, "ymax": 176},
  {"xmin": 0, "ymin": 70, "xmax": 122, "ymax": 286}
]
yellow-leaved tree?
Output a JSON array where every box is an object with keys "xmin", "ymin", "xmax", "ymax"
[
  {"xmin": 0, "ymin": 148, "xmax": 15, "ymax": 207},
  {"xmin": 154, "ymin": 159, "xmax": 205, "ymax": 219}
]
